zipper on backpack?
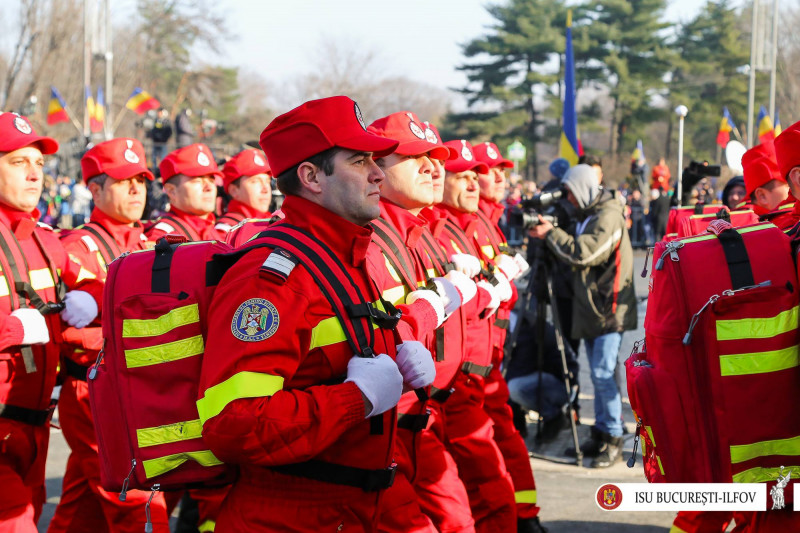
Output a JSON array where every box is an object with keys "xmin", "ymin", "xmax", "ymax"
[
  {"xmin": 640, "ymin": 247, "xmax": 653, "ymax": 278},
  {"xmin": 144, "ymin": 483, "xmax": 160, "ymax": 533},
  {"xmin": 119, "ymin": 458, "xmax": 136, "ymax": 502},
  {"xmin": 87, "ymin": 341, "xmax": 105, "ymax": 380},
  {"xmin": 627, "ymin": 421, "xmax": 642, "ymax": 468},
  {"xmin": 655, "ymin": 241, "xmax": 684, "ymax": 271},
  {"xmin": 683, "ymin": 280, "xmax": 773, "ymax": 345}
]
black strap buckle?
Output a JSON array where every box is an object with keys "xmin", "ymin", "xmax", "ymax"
[
  {"xmin": 345, "ymin": 301, "xmax": 402, "ymax": 330},
  {"xmin": 397, "ymin": 410, "xmax": 431, "ymax": 433},
  {"xmin": 462, "ymin": 362, "xmax": 493, "ymax": 377},
  {"xmin": 494, "ymin": 317, "xmax": 510, "ymax": 330},
  {"xmin": 430, "ymin": 386, "xmax": 455, "ymax": 404},
  {"xmin": 64, "ymin": 358, "xmax": 90, "ymax": 382},
  {"xmin": 366, "ymin": 463, "xmax": 397, "ymax": 492}
]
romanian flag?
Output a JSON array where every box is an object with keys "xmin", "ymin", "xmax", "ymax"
[
  {"xmin": 125, "ymin": 87, "xmax": 160, "ymax": 114},
  {"xmin": 632, "ymin": 139, "xmax": 645, "ymax": 164},
  {"xmin": 90, "ymin": 86, "xmax": 105, "ymax": 133},
  {"xmin": 757, "ymin": 106, "xmax": 775, "ymax": 144},
  {"xmin": 716, "ymin": 107, "xmax": 736, "ymax": 148},
  {"xmin": 47, "ymin": 86, "xmax": 69, "ymax": 125},
  {"xmin": 559, "ymin": 11, "xmax": 580, "ymax": 166},
  {"xmin": 774, "ymin": 110, "xmax": 782, "ymax": 136},
  {"xmin": 85, "ymin": 86, "xmax": 96, "ymax": 130}
]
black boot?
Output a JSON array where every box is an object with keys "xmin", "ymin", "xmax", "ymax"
[
  {"xmin": 590, "ymin": 432, "xmax": 624, "ymax": 468},
  {"xmin": 518, "ymin": 516, "xmax": 548, "ymax": 533},
  {"xmin": 510, "ymin": 400, "xmax": 529, "ymax": 438},
  {"xmin": 565, "ymin": 426, "xmax": 603, "ymax": 458},
  {"xmin": 535, "ymin": 411, "xmax": 568, "ymax": 444}
]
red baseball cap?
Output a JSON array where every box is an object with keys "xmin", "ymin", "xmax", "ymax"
[
  {"xmin": 81, "ymin": 138, "xmax": 154, "ymax": 183},
  {"xmin": 742, "ymin": 141, "xmax": 783, "ymax": 196},
  {"xmin": 222, "ymin": 149, "xmax": 271, "ymax": 192},
  {"xmin": 443, "ymin": 140, "xmax": 489, "ymax": 174},
  {"xmin": 158, "ymin": 143, "xmax": 223, "ymax": 183},
  {"xmin": 0, "ymin": 113, "xmax": 58, "ymax": 155},
  {"xmin": 422, "ymin": 121, "xmax": 457, "ymax": 160},
  {"xmin": 775, "ymin": 119, "xmax": 800, "ymax": 179},
  {"xmin": 259, "ymin": 96, "xmax": 399, "ymax": 177},
  {"xmin": 367, "ymin": 111, "xmax": 452, "ymax": 161},
  {"xmin": 473, "ymin": 141, "xmax": 514, "ymax": 169}
]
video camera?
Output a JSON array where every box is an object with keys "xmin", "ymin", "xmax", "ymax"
[
  {"xmin": 679, "ymin": 160, "xmax": 721, "ymax": 205},
  {"xmin": 509, "ymin": 189, "xmax": 563, "ymax": 229}
]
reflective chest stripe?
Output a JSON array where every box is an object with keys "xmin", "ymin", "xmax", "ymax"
[
  {"xmin": 381, "ymin": 285, "xmax": 407, "ymax": 306},
  {"xmin": 481, "ymin": 244, "xmax": 495, "ymax": 260},
  {"xmin": 308, "ymin": 300, "xmax": 385, "ymax": 351}
]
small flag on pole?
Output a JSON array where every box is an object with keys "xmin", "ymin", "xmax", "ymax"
[
  {"xmin": 559, "ymin": 10, "xmax": 580, "ymax": 166},
  {"xmin": 46, "ymin": 86, "xmax": 69, "ymax": 125},
  {"xmin": 716, "ymin": 107, "xmax": 736, "ymax": 148},
  {"xmin": 125, "ymin": 87, "xmax": 161, "ymax": 114},
  {"xmin": 774, "ymin": 110, "xmax": 782, "ymax": 136},
  {"xmin": 90, "ymin": 86, "xmax": 105, "ymax": 133},
  {"xmin": 632, "ymin": 139, "xmax": 645, "ymax": 165},
  {"xmin": 757, "ymin": 106, "xmax": 775, "ymax": 144}
]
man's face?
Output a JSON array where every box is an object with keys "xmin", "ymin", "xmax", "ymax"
[
  {"xmin": 788, "ymin": 168, "xmax": 800, "ymax": 201},
  {"xmin": 316, "ymin": 149, "xmax": 384, "ymax": 225},
  {"xmin": 91, "ymin": 176, "xmax": 147, "ymax": 224},
  {"xmin": 164, "ymin": 174, "xmax": 217, "ymax": 215},
  {"xmin": 376, "ymin": 153, "xmax": 434, "ymax": 213},
  {"xmin": 593, "ymin": 164, "xmax": 603, "ymax": 184},
  {"xmin": 430, "ymin": 158, "xmax": 446, "ymax": 204},
  {"xmin": 478, "ymin": 167, "xmax": 507, "ymax": 203},
  {"xmin": 0, "ymin": 146, "xmax": 45, "ymax": 212},
  {"xmin": 726, "ymin": 185, "xmax": 747, "ymax": 209},
  {"xmin": 442, "ymin": 170, "xmax": 480, "ymax": 213},
  {"xmin": 229, "ymin": 173, "xmax": 272, "ymax": 213},
  {"xmin": 754, "ymin": 180, "xmax": 789, "ymax": 211}
]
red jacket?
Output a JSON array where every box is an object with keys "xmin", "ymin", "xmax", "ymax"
[
  {"xmin": 0, "ymin": 206, "xmax": 103, "ymax": 411},
  {"xmin": 199, "ymin": 196, "xmax": 400, "ymax": 499},
  {"xmin": 215, "ymin": 200, "xmax": 271, "ymax": 234},
  {"xmin": 59, "ymin": 208, "xmax": 152, "ymax": 365},
  {"xmin": 146, "ymin": 207, "xmax": 223, "ymax": 242}
]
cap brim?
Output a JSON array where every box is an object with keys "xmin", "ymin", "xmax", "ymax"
[
  {"xmin": 491, "ymin": 158, "xmax": 514, "ymax": 169},
  {"xmin": 180, "ymin": 167, "xmax": 224, "ymax": 179},
  {"xmin": 105, "ymin": 163, "xmax": 155, "ymax": 182},
  {"xmin": 338, "ymin": 132, "xmax": 399, "ymax": 158},
  {"xmin": 393, "ymin": 140, "xmax": 453, "ymax": 161},
  {"xmin": 446, "ymin": 161, "xmax": 490, "ymax": 174},
  {"xmin": 29, "ymin": 136, "xmax": 59, "ymax": 155}
]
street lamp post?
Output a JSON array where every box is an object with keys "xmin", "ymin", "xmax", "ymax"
[{"xmin": 675, "ymin": 105, "xmax": 689, "ymax": 205}]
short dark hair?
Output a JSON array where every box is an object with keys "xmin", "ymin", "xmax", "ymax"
[
  {"xmin": 87, "ymin": 174, "xmax": 109, "ymax": 188},
  {"xmin": 579, "ymin": 154, "xmax": 602, "ymax": 168},
  {"xmin": 276, "ymin": 146, "xmax": 341, "ymax": 196}
]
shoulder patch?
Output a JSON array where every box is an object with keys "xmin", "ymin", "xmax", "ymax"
[
  {"xmin": 231, "ymin": 298, "xmax": 280, "ymax": 342},
  {"xmin": 36, "ymin": 222, "xmax": 54, "ymax": 230},
  {"xmin": 259, "ymin": 248, "xmax": 298, "ymax": 282},
  {"xmin": 153, "ymin": 222, "xmax": 175, "ymax": 234},
  {"xmin": 215, "ymin": 223, "xmax": 233, "ymax": 233},
  {"xmin": 80, "ymin": 234, "xmax": 99, "ymax": 252}
]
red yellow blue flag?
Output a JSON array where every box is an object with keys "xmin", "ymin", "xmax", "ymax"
[
  {"xmin": 757, "ymin": 106, "xmax": 775, "ymax": 144},
  {"xmin": 125, "ymin": 87, "xmax": 161, "ymax": 115},
  {"xmin": 90, "ymin": 86, "xmax": 105, "ymax": 133},
  {"xmin": 774, "ymin": 110, "xmax": 782, "ymax": 136},
  {"xmin": 46, "ymin": 86, "xmax": 69, "ymax": 125},
  {"xmin": 716, "ymin": 107, "xmax": 736, "ymax": 148},
  {"xmin": 559, "ymin": 11, "xmax": 580, "ymax": 166}
]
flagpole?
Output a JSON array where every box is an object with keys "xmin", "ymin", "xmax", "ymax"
[
  {"xmin": 61, "ymin": 104, "xmax": 86, "ymax": 135},
  {"xmin": 111, "ymin": 106, "xmax": 128, "ymax": 135}
]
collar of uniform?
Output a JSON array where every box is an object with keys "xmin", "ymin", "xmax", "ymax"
[
  {"xmin": 419, "ymin": 206, "xmax": 445, "ymax": 238},
  {"xmin": 167, "ymin": 206, "xmax": 216, "ymax": 235},
  {"xmin": 751, "ymin": 203, "xmax": 770, "ymax": 217},
  {"xmin": 89, "ymin": 207, "xmax": 145, "ymax": 252},
  {"xmin": 0, "ymin": 204, "xmax": 39, "ymax": 238},
  {"xmin": 379, "ymin": 200, "xmax": 426, "ymax": 248},
  {"xmin": 225, "ymin": 199, "xmax": 270, "ymax": 220},
  {"xmin": 280, "ymin": 195, "xmax": 373, "ymax": 267},
  {"xmin": 478, "ymin": 197, "xmax": 504, "ymax": 225},
  {"xmin": 438, "ymin": 203, "xmax": 477, "ymax": 228}
]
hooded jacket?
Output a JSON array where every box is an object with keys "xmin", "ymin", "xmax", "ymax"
[{"xmin": 544, "ymin": 185, "xmax": 638, "ymax": 338}]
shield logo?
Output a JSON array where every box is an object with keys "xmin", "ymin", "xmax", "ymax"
[{"xmin": 13, "ymin": 116, "xmax": 32, "ymax": 135}]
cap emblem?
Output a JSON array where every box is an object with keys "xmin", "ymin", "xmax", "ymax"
[
  {"xmin": 196, "ymin": 146, "xmax": 211, "ymax": 167},
  {"xmin": 407, "ymin": 113, "xmax": 426, "ymax": 139},
  {"xmin": 124, "ymin": 139, "xmax": 140, "ymax": 164},
  {"xmin": 13, "ymin": 116, "xmax": 31, "ymax": 135},
  {"xmin": 461, "ymin": 140, "xmax": 473, "ymax": 161},
  {"xmin": 354, "ymin": 102, "xmax": 366, "ymax": 130},
  {"xmin": 254, "ymin": 153, "xmax": 266, "ymax": 167},
  {"xmin": 486, "ymin": 144, "xmax": 499, "ymax": 159},
  {"xmin": 423, "ymin": 123, "xmax": 438, "ymax": 144}
]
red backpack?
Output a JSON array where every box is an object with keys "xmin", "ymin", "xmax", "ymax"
[
  {"xmin": 676, "ymin": 209, "xmax": 759, "ymax": 238},
  {"xmin": 630, "ymin": 222, "xmax": 800, "ymax": 508},
  {"xmin": 665, "ymin": 204, "xmax": 726, "ymax": 235},
  {"xmin": 89, "ymin": 224, "xmax": 402, "ymax": 497}
]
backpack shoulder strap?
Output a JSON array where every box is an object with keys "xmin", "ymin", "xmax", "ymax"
[
  {"xmin": 80, "ymin": 222, "xmax": 122, "ymax": 266},
  {"xmin": 159, "ymin": 215, "xmax": 199, "ymax": 241},
  {"xmin": 369, "ymin": 217, "xmax": 418, "ymax": 290}
]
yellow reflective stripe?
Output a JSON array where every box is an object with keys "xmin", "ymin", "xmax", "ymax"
[
  {"xmin": 197, "ymin": 371, "xmax": 284, "ymax": 424},
  {"xmin": 680, "ymin": 223, "xmax": 774, "ymax": 244},
  {"xmin": 732, "ymin": 465, "xmax": 800, "ymax": 484},
  {"xmin": 515, "ymin": 490, "xmax": 537, "ymax": 504},
  {"xmin": 198, "ymin": 520, "xmax": 216, "ymax": 532},
  {"xmin": 426, "ymin": 268, "xmax": 436, "ymax": 279},
  {"xmin": 450, "ymin": 240, "xmax": 463, "ymax": 254},
  {"xmin": 122, "ymin": 304, "xmax": 200, "ymax": 338},
  {"xmin": 382, "ymin": 285, "xmax": 407, "ymax": 306},
  {"xmin": 716, "ymin": 306, "xmax": 799, "ymax": 341},
  {"xmin": 730, "ymin": 435, "xmax": 800, "ymax": 464},
  {"xmin": 308, "ymin": 301, "xmax": 384, "ymax": 351},
  {"xmin": 719, "ymin": 346, "xmax": 799, "ymax": 376},
  {"xmin": 0, "ymin": 277, "xmax": 9, "ymax": 297},
  {"xmin": 142, "ymin": 450, "xmax": 223, "ymax": 479},
  {"xmin": 657, "ymin": 455, "xmax": 665, "ymax": 475},
  {"xmin": 75, "ymin": 267, "xmax": 96, "ymax": 283},
  {"xmin": 384, "ymin": 256, "xmax": 402, "ymax": 284},
  {"xmin": 670, "ymin": 525, "xmax": 690, "ymax": 533},
  {"xmin": 136, "ymin": 419, "xmax": 203, "ymax": 448},
  {"xmin": 29, "ymin": 268, "xmax": 55, "ymax": 290},
  {"xmin": 124, "ymin": 335, "xmax": 204, "ymax": 369},
  {"xmin": 645, "ymin": 425, "xmax": 656, "ymax": 447},
  {"xmin": 481, "ymin": 244, "xmax": 495, "ymax": 259}
]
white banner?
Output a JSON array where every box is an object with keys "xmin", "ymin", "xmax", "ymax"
[{"xmin": 596, "ymin": 483, "xmax": 766, "ymax": 512}]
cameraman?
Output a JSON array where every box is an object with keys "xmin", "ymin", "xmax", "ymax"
[{"xmin": 529, "ymin": 164, "xmax": 637, "ymax": 468}]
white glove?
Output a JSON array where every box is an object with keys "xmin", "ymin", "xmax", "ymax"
[
  {"xmin": 444, "ymin": 269, "xmax": 477, "ymax": 305},
  {"xmin": 450, "ymin": 253, "xmax": 481, "ymax": 278},
  {"xmin": 345, "ymin": 353, "xmax": 404, "ymax": 418},
  {"xmin": 513, "ymin": 253, "xmax": 530, "ymax": 276},
  {"xmin": 492, "ymin": 271, "xmax": 513, "ymax": 302},
  {"xmin": 494, "ymin": 253, "xmax": 521, "ymax": 280},
  {"xmin": 406, "ymin": 289, "xmax": 445, "ymax": 328},
  {"xmin": 476, "ymin": 280, "xmax": 500, "ymax": 316},
  {"xmin": 431, "ymin": 277, "xmax": 462, "ymax": 316},
  {"xmin": 395, "ymin": 341, "xmax": 435, "ymax": 389},
  {"xmin": 60, "ymin": 290, "xmax": 98, "ymax": 329},
  {"xmin": 10, "ymin": 308, "xmax": 49, "ymax": 345}
]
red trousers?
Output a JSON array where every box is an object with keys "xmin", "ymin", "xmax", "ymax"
[
  {"xmin": 0, "ymin": 419, "xmax": 48, "ymax": 532},
  {"xmin": 444, "ymin": 373, "xmax": 516, "ymax": 533},
  {"xmin": 388, "ymin": 394, "xmax": 474, "ymax": 533},
  {"xmin": 47, "ymin": 378, "xmax": 170, "ymax": 533},
  {"xmin": 483, "ymin": 365, "xmax": 539, "ymax": 519}
]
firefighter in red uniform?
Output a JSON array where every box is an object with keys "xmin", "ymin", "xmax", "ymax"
[
  {"xmin": 0, "ymin": 113, "xmax": 103, "ymax": 531},
  {"xmin": 435, "ymin": 139, "xmax": 521, "ymax": 533},
  {"xmin": 48, "ymin": 138, "xmax": 170, "ymax": 533},
  {"xmin": 198, "ymin": 96, "xmax": 438, "ymax": 532},
  {"xmin": 146, "ymin": 143, "xmax": 223, "ymax": 242},
  {"xmin": 740, "ymin": 141, "xmax": 793, "ymax": 228},
  {"xmin": 215, "ymin": 148, "xmax": 272, "ymax": 237},
  {"xmin": 366, "ymin": 111, "xmax": 478, "ymax": 533},
  {"xmin": 472, "ymin": 141, "xmax": 542, "ymax": 530},
  {"xmin": 774, "ymin": 121, "xmax": 800, "ymax": 234}
]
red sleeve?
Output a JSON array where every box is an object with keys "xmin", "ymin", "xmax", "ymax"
[
  {"xmin": 0, "ymin": 313, "xmax": 24, "ymax": 351},
  {"xmin": 199, "ymin": 250, "xmax": 368, "ymax": 467}
]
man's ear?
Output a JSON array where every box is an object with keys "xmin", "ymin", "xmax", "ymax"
[
  {"xmin": 162, "ymin": 181, "xmax": 177, "ymax": 202},
  {"xmin": 297, "ymin": 162, "xmax": 323, "ymax": 195},
  {"xmin": 788, "ymin": 168, "xmax": 800, "ymax": 196},
  {"xmin": 87, "ymin": 181, "xmax": 102, "ymax": 201}
]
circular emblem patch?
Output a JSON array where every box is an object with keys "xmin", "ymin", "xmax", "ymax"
[
  {"xmin": 354, "ymin": 102, "xmax": 366, "ymax": 130},
  {"xmin": 14, "ymin": 116, "xmax": 31, "ymax": 135},
  {"xmin": 232, "ymin": 298, "xmax": 280, "ymax": 342},
  {"xmin": 197, "ymin": 151, "xmax": 211, "ymax": 167},
  {"xmin": 596, "ymin": 483, "xmax": 623, "ymax": 510},
  {"xmin": 253, "ymin": 153, "xmax": 266, "ymax": 167},
  {"xmin": 461, "ymin": 140, "xmax": 473, "ymax": 161},
  {"xmin": 486, "ymin": 144, "xmax": 499, "ymax": 159},
  {"xmin": 424, "ymin": 127, "xmax": 438, "ymax": 144}
]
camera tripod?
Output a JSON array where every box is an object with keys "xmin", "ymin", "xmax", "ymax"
[{"xmin": 505, "ymin": 240, "xmax": 583, "ymax": 466}]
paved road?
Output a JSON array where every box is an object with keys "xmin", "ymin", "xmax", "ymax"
[{"xmin": 39, "ymin": 249, "xmax": 688, "ymax": 531}]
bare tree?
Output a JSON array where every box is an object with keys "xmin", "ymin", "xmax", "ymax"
[{"xmin": 1, "ymin": 0, "xmax": 40, "ymax": 110}]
